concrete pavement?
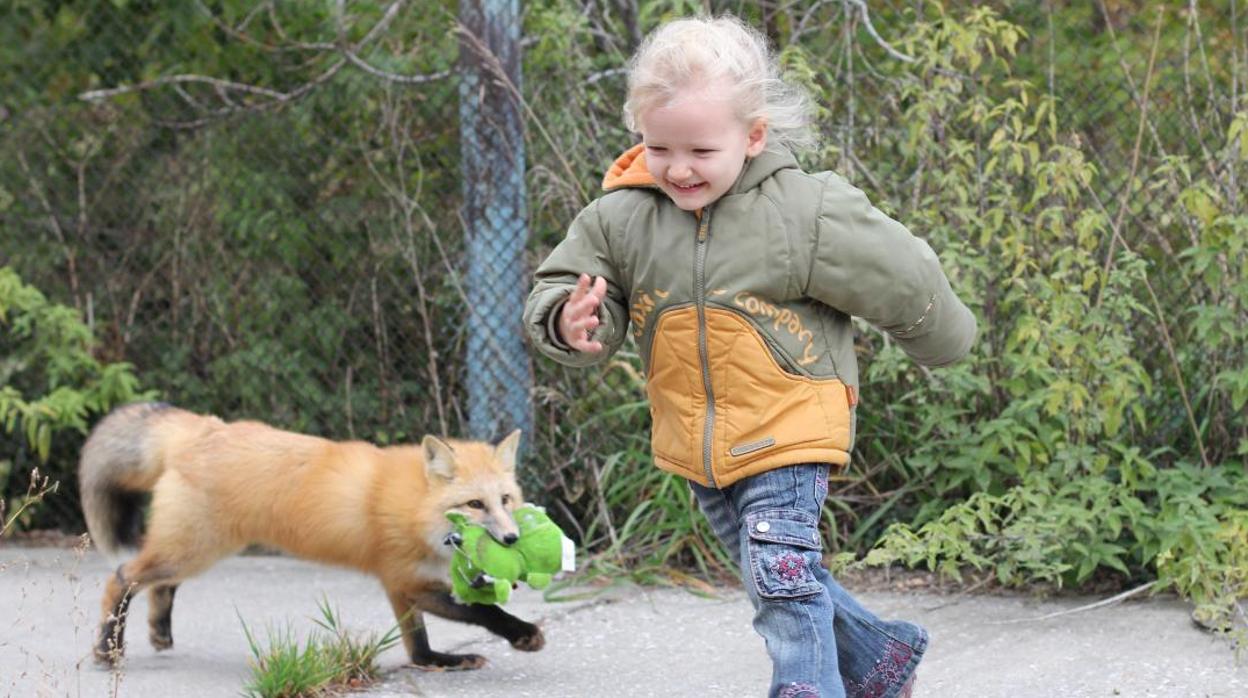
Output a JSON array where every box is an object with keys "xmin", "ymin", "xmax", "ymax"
[{"xmin": 1, "ymin": 545, "xmax": 1244, "ymax": 697}]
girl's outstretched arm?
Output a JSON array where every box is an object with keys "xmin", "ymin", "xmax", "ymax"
[
  {"xmin": 805, "ymin": 174, "xmax": 977, "ymax": 367},
  {"xmin": 524, "ymin": 199, "xmax": 629, "ymax": 367}
]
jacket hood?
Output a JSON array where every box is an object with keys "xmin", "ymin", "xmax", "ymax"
[{"xmin": 601, "ymin": 143, "xmax": 799, "ymax": 195}]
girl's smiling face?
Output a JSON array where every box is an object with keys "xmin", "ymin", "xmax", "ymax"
[{"xmin": 639, "ymin": 90, "xmax": 767, "ymax": 211}]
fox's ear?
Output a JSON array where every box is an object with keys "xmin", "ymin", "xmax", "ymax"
[
  {"xmin": 422, "ymin": 435, "xmax": 457, "ymax": 481},
  {"xmin": 495, "ymin": 429, "xmax": 522, "ymax": 472}
]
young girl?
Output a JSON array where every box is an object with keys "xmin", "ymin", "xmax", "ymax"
[{"xmin": 524, "ymin": 15, "xmax": 975, "ymax": 698}]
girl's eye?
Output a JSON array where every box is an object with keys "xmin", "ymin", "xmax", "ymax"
[
  {"xmin": 467, "ymin": 500, "xmax": 485, "ymax": 509},
  {"xmin": 694, "ymin": 149, "xmax": 716, "ymax": 155},
  {"xmin": 646, "ymin": 145, "xmax": 667, "ymax": 152}
]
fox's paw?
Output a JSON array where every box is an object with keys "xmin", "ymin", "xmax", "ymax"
[
  {"xmin": 412, "ymin": 652, "xmax": 487, "ymax": 672},
  {"xmin": 510, "ymin": 624, "xmax": 545, "ymax": 652},
  {"xmin": 92, "ymin": 643, "xmax": 123, "ymax": 668},
  {"xmin": 93, "ymin": 629, "xmax": 125, "ymax": 667},
  {"xmin": 149, "ymin": 630, "xmax": 173, "ymax": 651}
]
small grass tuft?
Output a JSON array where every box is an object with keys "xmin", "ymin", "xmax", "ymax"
[{"xmin": 239, "ymin": 597, "xmax": 401, "ymax": 698}]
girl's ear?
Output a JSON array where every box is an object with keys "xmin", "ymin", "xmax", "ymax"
[{"xmin": 745, "ymin": 118, "xmax": 768, "ymax": 157}]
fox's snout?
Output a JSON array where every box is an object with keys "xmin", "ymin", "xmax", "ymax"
[{"xmin": 484, "ymin": 514, "xmax": 520, "ymax": 546}]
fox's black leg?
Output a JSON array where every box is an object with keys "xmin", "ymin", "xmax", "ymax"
[
  {"xmin": 95, "ymin": 566, "xmax": 136, "ymax": 665},
  {"xmin": 147, "ymin": 584, "xmax": 178, "ymax": 650},
  {"xmin": 94, "ymin": 550, "xmax": 183, "ymax": 666},
  {"xmin": 386, "ymin": 589, "xmax": 486, "ymax": 670},
  {"xmin": 412, "ymin": 589, "xmax": 545, "ymax": 652}
]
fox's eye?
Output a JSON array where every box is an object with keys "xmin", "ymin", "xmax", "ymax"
[{"xmin": 466, "ymin": 499, "xmax": 485, "ymax": 509}]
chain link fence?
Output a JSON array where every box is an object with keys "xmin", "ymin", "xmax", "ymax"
[{"xmin": 1, "ymin": 0, "xmax": 1242, "ymax": 533}]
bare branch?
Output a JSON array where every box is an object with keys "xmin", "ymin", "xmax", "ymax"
[
  {"xmin": 791, "ymin": 0, "xmax": 836, "ymax": 45},
  {"xmin": 1, "ymin": 469, "xmax": 58, "ymax": 538},
  {"xmin": 139, "ymin": 58, "xmax": 348, "ymax": 129},
  {"xmin": 341, "ymin": 50, "xmax": 451, "ymax": 84},
  {"xmin": 80, "ymin": 0, "xmax": 448, "ymax": 125},
  {"xmin": 79, "ymin": 74, "xmax": 287, "ymax": 102},
  {"xmin": 195, "ymin": 0, "xmax": 335, "ymax": 53},
  {"xmin": 172, "ymin": 84, "xmax": 207, "ymax": 111},
  {"xmin": 990, "ymin": 582, "xmax": 1156, "ymax": 624},
  {"xmin": 842, "ymin": 0, "xmax": 915, "ymax": 64},
  {"xmin": 586, "ymin": 67, "xmax": 627, "ymax": 85},
  {"xmin": 1098, "ymin": 7, "xmax": 1164, "ymax": 303},
  {"xmin": 1080, "ymin": 178, "xmax": 1213, "ymax": 470},
  {"xmin": 333, "ymin": 0, "xmax": 451, "ymax": 85},
  {"xmin": 16, "ymin": 150, "xmax": 81, "ymax": 310},
  {"xmin": 356, "ymin": 0, "xmax": 407, "ymax": 47}
]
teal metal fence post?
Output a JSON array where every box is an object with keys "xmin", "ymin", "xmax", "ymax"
[{"xmin": 457, "ymin": 0, "xmax": 533, "ymax": 449}]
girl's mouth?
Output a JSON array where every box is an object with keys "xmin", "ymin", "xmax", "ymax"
[{"xmin": 669, "ymin": 181, "xmax": 705, "ymax": 193}]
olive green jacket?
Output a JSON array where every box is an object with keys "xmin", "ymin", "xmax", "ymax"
[{"xmin": 524, "ymin": 144, "xmax": 976, "ymax": 487}]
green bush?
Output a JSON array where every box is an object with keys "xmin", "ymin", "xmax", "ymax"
[
  {"xmin": 836, "ymin": 5, "xmax": 1247, "ymax": 638},
  {"xmin": 0, "ymin": 266, "xmax": 150, "ymax": 533}
]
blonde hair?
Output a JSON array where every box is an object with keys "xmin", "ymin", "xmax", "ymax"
[{"xmin": 623, "ymin": 15, "xmax": 814, "ymax": 152}]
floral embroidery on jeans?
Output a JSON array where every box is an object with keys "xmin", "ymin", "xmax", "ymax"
[
  {"xmin": 778, "ymin": 682, "xmax": 819, "ymax": 698},
  {"xmin": 770, "ymin": 552, "xmax": 807, "ymax": 583},
  {"xmin": 849, "ymin": 638, "xmax": 914, "ymax": 698}
]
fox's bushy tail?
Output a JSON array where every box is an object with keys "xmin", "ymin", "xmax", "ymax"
[{"xmin": 78, "ymin": 402, "xmax": 176, "ymax": 556}]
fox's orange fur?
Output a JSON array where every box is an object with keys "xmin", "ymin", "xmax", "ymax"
[{"xmin": 80, "ymin": 402, "xmax": 542, "ymax": 670}]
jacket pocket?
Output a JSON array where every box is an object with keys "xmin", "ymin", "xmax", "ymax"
[
  {"xmin": 705, "ymin": 308, "xmax": 851, "ymax": 473},
  {"xmin": 744, "ymin": 509, "xmax": 824, "ymax": 600}
]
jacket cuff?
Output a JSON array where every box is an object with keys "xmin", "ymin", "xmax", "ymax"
[
  {"xmin": 546, "ymin": 297, "xmax": 572, "ymax": 350},
  {"xmin": 890, "ymin": 291, "xmax": 977, "ymax": 367},
  {"xmin": 525, "ymin": 288, "xmax": 609, "ymax": 368}
]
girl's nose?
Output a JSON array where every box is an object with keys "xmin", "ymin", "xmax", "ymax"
[{"xmin": 669, "ymin": 161, "xmax": 692, "ymax": 180}]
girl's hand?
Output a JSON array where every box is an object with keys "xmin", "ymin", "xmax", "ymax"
[{"xmin": 558, "ymin": 274, "xmax": 608, "ymax": 353}]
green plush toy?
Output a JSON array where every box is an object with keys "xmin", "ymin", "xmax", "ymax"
[{"xmin": 444, "ymin": 504, "xmax": 574, "ymax": 605}]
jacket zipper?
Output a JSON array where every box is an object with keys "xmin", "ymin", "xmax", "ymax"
[{"xmin": 694, "ymin": 207, "xmax": 717, "ymax": 487}]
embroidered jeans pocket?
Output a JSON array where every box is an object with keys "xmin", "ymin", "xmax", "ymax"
[{"xmin": 745, "ymin": 509, "xmax": 824, "ymax": 600}]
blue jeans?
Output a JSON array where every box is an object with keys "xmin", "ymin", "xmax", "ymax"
[{"xmin": 690, "ymin": 464, "xmax": 926, "ymax": 698}]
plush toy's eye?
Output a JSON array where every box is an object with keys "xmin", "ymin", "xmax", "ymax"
[
  {"xmin": 501, "ymin": 494, "xmax": 512, "ymax": 506},
  {"xmin": 467, "ymin": 499, "xmax": 485, "ymax": 509}
]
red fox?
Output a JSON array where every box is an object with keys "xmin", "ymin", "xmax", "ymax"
[{"xmin": 79, "ymin": 402, "xmax": 544, "ymax": 670}]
